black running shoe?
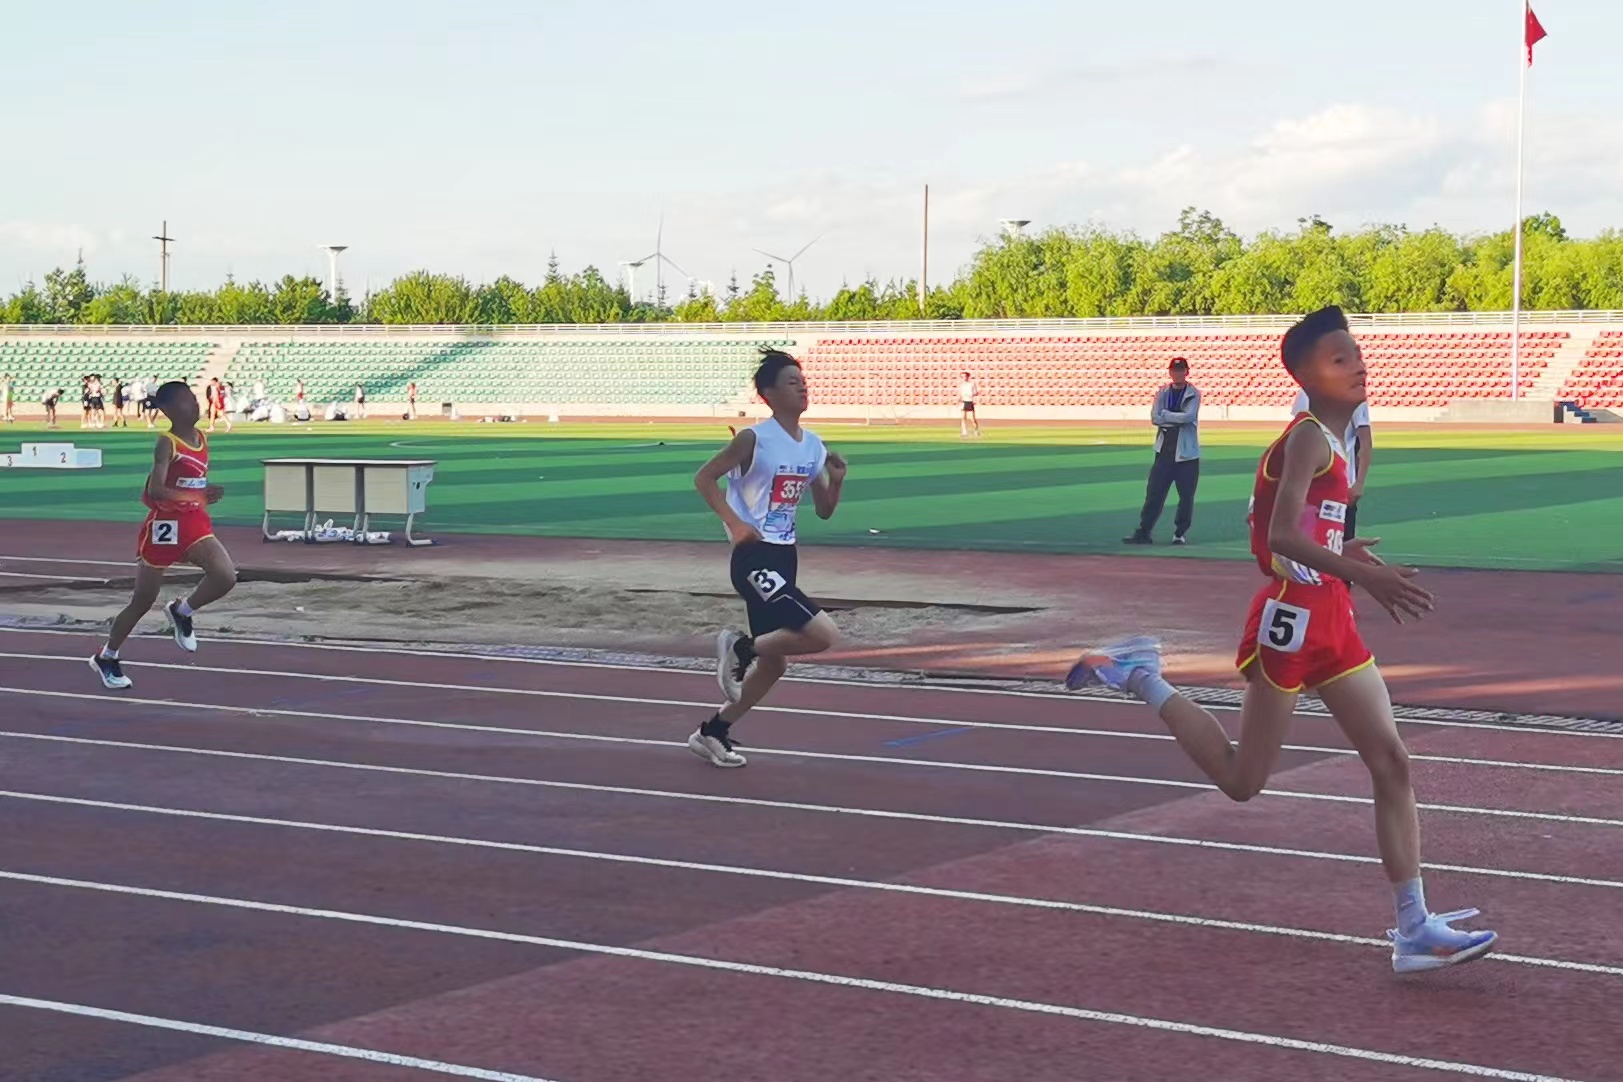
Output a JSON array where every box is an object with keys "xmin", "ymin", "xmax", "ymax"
[
  {"xmin": 88, "ymin": 653, "xmax": 132, "ymax": 690},
  {"xmin": 166, "ymin": 599, "xmax": 197, "ymax": 652}
]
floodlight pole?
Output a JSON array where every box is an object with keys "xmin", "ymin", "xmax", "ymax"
[
  {"xmin": 322, "ymin": 245, "xmax": 348, "ymax": 302},
  {"xmin": 920, "ymin": 184, "xmax": 929, "ymax": 315}
]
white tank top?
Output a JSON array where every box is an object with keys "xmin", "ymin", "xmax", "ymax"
[{"xmin": 725, "ymin": 418, "xmax": 828, "ymax": 546}]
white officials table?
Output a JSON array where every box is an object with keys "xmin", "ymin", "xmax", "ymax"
[{"xmin": 261, "ymin": 458, "xmax": 436, "ymax": 546}]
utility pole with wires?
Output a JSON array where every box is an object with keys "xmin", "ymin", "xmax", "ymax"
[{"xmin": 152, "ymin": 220, "xmax": 175, "ymax": 292}]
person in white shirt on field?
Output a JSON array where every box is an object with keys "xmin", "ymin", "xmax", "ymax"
[
  {"xmin": 1293, "ymin": 387, "xmax": 1372, "ymax": 538},
  {"xmin": 959, "ymin": 371, "xmax": 981, "ymax": 438},
  {"xmin": 690, "ymin": 350, "xmax": 848, "ymax": 768}
]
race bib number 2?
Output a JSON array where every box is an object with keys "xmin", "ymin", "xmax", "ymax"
[
  {"xmin": 150, "ymin": 519, "xmax": 180, "ymax": 546},
  {"xmin": 1260, "ymin": 598, "xmax": 1311, "ymax": 654}
]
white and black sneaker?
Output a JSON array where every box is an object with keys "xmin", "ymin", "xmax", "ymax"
[
  {"xmin": 166, "ymin": 599, "xmax": 197, "ymax": 653},
  {"xmin": 715, "ymin": 630, "xmax": 755, "ymax": 703},
  {"xmin": 687, "ymin": 714, "xmax": 747, "ymax": 768},
  {"xmin": 88, "ymin": 653, "xmax": 132, "ymax": 690}
]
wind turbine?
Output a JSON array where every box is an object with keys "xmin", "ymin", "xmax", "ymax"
[
  {"xmin": 627, "ymin": 215, "xmax": 692, "ymax": 304},
  {"xmin": 752, "ymin": 235, "xmax": 820, "ymax": 301}
]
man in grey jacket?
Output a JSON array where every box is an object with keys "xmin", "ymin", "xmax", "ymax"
[{"xmin": 1124, "ymin": 358, "xmax": 1200, "ymax": 546}]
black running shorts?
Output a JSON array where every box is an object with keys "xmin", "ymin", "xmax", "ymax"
[{"xmin": 730, "ymin": 540, "xmax": 821, "ymax": 637}]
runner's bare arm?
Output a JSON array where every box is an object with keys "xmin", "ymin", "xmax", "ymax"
[
  {"xmin": 1269, "ymin": 423, "xmax": 1431, "ymax": 622},
  {"xmin": 695, "ymin": 430, "xmax": 760, "ymax": 542},
  {"xmin": 812, "ymin": 450, "xmax": 846, "ymax": 519}
]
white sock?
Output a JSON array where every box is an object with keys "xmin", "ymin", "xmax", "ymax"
[
  {"xmin": 1126, "ymin": 669, "xmax": 1177, "ymax": 711},
  {"xmin": 1394, "ymin": 877, "xmax": 1428, "ymax": 934},
  {"xmin": 100, "ymin": 645, "xmax": 118, "ymax": 660},
  {"xmin": 175, "ymin": 599, "xmax": 194, "ymax": 617}
]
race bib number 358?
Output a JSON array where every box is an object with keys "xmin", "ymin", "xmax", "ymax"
[{"xmin": 770, "ymin": 473, "xmax": 808, "ymax": 509}]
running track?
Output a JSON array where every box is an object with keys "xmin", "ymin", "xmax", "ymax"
[{"xmin": 1, "ymin": 625, "xmax": 1620, "ymax": 1081}]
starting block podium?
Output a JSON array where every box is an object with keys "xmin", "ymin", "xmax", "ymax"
[{"xmin": 0, "ymin": 443, "xmax": 103, "ymax": 469}]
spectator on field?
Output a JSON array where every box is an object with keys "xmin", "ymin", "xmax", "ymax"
[
  {"xmin": 1125, "ymin": 358, "xmax": 1201, "ymax": 546},
  {"xmin": 959, "ymin": 371, "xmax": 980, "ymax": 438},
  {"xmin": 1293, "ymin": 387, "xmax": 1372, "ymax": 539}
]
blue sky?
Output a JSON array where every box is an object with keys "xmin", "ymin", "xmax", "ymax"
[{"xmin": 2, "ymin": 0, "xmax": 1616, "ymax": 303}]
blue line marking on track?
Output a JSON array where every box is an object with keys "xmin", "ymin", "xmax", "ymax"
[{"xmin": 883, "ymin": 726, "xmax": 975, "ymax": 748}]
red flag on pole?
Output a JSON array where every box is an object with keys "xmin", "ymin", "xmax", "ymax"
[{"xmin": 1526, "ymin": 4, "xmax": 1548, "ymax": 65}]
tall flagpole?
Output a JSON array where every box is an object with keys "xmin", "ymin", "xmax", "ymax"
[{"xmin": 1509, "ymin": 0, "xmax": 1529, "ymax": 401}]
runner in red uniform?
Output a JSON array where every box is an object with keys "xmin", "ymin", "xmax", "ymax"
[
  {"xmin": 1065, "ymin": 306, "xmax": 1497, "ymax": 974},
  {"xmin": 1232, "ymin": 410, "xmax": 1373, "ymax": 692},
  {"xmin": 90, "ymin": 381, "xmax": 238, "ymax": 690}
]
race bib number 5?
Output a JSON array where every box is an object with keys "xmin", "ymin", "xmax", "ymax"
[
  {"xmin": 1260, "ymin": 598, "xmax": 1310, "ymax": 654},
  {"xmin": 150, "ymin": 519, "xmax": 180, "ymax": 546}
]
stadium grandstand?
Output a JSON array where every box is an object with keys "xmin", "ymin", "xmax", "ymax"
[{"xmin": 2, "ymin": 310, "xmax": 1619, "ymax": 422}]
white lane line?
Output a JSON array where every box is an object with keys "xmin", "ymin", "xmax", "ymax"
[
  {"xmin": 0, "ymin": 571, "xmax": 110, "ymax": 582},
  {"xmin": 2, "ymin": 684, "xmax": 1618, "ymax": 830},
  {"xmin": 0, "ymin": 870, "xmax": 1590, "ymax": 1082},
  {"xmin": 5, "ymin": 626, "xmax": 1618, "ymax": 741},
  {"xmin": 0, "ymin": 555, "xmax": 136, "ymax": 568},
  {"xmin": 4, "ymin": 787, "xmax": 1615, "ymax": 979},
  {"xmin": 0, "ymin": 729, "xmax": 1616, "ymax": 891},
  {"xmin": 0, "ymin": 993, "xmax": 559, "ymax": 1081},
  {"xmin": 4, "ymin": 653, "xmax": 1621, "ymax": 779}
]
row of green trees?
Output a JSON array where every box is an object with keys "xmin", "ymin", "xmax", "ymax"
[{"xmin": 6, "ymin": 209, "xmax": 1621, "ymax": 326}]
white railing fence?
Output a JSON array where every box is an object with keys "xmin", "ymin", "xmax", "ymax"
[{"xmin": 1, "ymin": 309, "xmax": 1620, "ymax": 341}]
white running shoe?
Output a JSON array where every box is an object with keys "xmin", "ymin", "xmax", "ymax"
[
  {"xmin": 687, "ymin": 719, "xmax": 747, "ymax": 768},
  {"xmin": 88, "ymin": 654, "xmax": 132, "ymax": 690},
  {"xmin": 166, "ymin": 599, "xmax": 198, "ymax": 653},
  {"xmin": 1388, "ymin": 909, "xmax": 1499, "ymax": 974},
  {"xmin": 715, "ymin": 629, "xmax": 753, "ymax": 703},
  {"xmin": 1065, "ymin": 635, "xmax": 1163, "ymax": 692}
]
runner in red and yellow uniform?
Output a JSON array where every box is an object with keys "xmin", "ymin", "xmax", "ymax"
[
  {"xmin": 1064, "ymin": 306, "xmax": 1497, "ymax": 974},
  {"xmin": 90, "ymin": 381, "xmax": 237, "ymax": 690}
]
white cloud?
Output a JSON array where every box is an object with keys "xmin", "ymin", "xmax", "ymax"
[{"xmin": 4, "ymin": 100, "xmax": 1619, "ymax": 300}]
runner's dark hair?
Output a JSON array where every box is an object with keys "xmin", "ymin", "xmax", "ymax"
[
  {"xmin": 754, "ymin": 349, "xmax": 800, "ymax": 395},
  {"xmin": 153, "ymin": 380, "xmax": 192, "ymax": 409},
  {"xmin": 1281, "ymin": 305, "xmax": 1349, "ymax": 375}
]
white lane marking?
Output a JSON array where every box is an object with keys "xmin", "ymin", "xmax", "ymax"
[
  {"xmin": 0, "ymin": 571, "xmax": 110, "ymax": 582},
  {"xmin": 5, "ymin": 625, "xmax": 1618, "ymax": 741},
  {"xmin": 4, "ymin": 650, "xmax": 1621, "ymax": 778},
  {"xmin": 0, "ymin": 555, "xmax": 137, "ymax": 567},
  {"xmin": 4, "ymin": 787, "xmax": 1615, "ymax": 978},
  {"xmin": 0, "ymin": 729, "xmax": 1616, "ymax": 891},
  {"xmin": 2, "ymin": 684, "xmax": 1618, "ymax": 830},
  {"xmin": 0, "ymin": 871, "xmax": 1590, "ymax": 1082},
  {"xmin": 0, "ymin": 993, "xmax": 560, "ymax": 1081}
]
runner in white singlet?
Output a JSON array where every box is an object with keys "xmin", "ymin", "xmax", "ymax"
[{"xmin": 689, "ymin": 350, "xmax": 848, "ymax": 767}]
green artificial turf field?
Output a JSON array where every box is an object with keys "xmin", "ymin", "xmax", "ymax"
[{"xmin": 2, "ymin": 420, "xmax": 1620, "ymax": 572}]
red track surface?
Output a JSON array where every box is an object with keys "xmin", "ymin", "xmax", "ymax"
[{"xmin": 1, "ymin": 625, "xmax": 1621, "ymax": 1082}]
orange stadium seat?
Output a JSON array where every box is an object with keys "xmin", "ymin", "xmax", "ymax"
[
  {"xmin": 801, "ymin": 330, "xmax": 1567, "ymax": 409},
  {"xmin": 1558, "ymin": 331, "xmax": 1623, "ymax": 409}
]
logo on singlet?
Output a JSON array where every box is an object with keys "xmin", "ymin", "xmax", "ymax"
[
  {"xmin": 1319, "ymin": 500, "xmax": 1347, "ymax": 524},
  {"xmin": 176, "ymin": 477, "xmax": 208, "ymax": 489}
]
